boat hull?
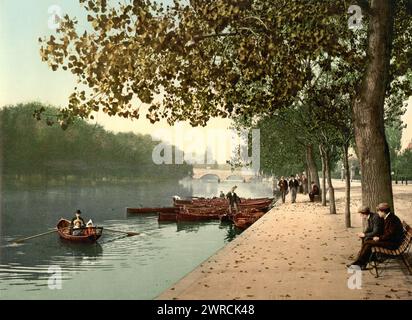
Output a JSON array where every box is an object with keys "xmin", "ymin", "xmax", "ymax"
[
  {"xmin": 57, "ymin": 219, "xmax": 103, "ymax": 243},
  {"xmin": 127, "ymin": 207, "xmax": 178, "ymax": 214},
  {"xmin": 158, "ymin": 212, "xmax": 178, "ymax": 222}
]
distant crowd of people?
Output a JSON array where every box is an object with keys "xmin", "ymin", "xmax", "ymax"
[{"xmin": 275, "ymin": 174, "xmax": 319, "ymax": 204}]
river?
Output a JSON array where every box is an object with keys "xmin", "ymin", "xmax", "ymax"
[{"xmin": 0, "ymin": 177, "xmax": 273, "ymax": 299}]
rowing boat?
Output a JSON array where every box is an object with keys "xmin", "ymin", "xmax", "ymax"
[
  {"xmin": 127, "ymin": 207, "xmax": 178, "ymax": 214},
  {"xmin": 158, "ymin": 212, "xmax": 178, "ymax": 222},
  {"xmin": 57, "ymin": 219, "xmax": 103, "ymax": 243},
  {"xmin": 173, "ymin": 197, "xmax": 273, "ymax": 208}
]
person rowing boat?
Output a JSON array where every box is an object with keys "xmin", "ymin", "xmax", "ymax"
[
  {"xmin": 71, "ymin": 209, "xmax": 85, "ymax": 226},
  {"xmin": 70, "ymin": 209, "xmax": 86, "ymax": 235}
]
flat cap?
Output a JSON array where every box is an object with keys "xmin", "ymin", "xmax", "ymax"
[
  {"xmin": 377, "ymin": 203, "xmax": 390, "ymax": 211},
  {"xmin": 358, "ymin": 206, "xmax": 370, "ymax": 214}
]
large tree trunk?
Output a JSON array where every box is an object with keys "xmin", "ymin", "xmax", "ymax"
[
  {"xmin": 306, "ymin": 162, "xmax": 312, "ymax": 191},
  {"xmin": 352, "ymin": 0, "xmax": 395, "ymax": 210},
  {"xmin": 325, "ymin": 148, "xmax": 336, "ymax": 215},
  {"xmin": 305, "ymin": 164, "xmax": 310, "ymax": 194},
  {"xmin": 343, "ymin": 143, "xmax": 351, "ymax": 227},
  {"xmin": 306, "ymin": 144, "xmax": 320, "ymax": 188},
  {"xmin": 319, "ymin": 146, "xmax": 327, "ymax": 207}
]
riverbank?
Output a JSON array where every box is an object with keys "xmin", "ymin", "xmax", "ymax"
[{"xmin": 157, "ymin": 180, "xmax": 412, "ymax": 300}]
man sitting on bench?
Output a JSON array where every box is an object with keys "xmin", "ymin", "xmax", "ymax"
[
  {"xmin": 348, "ymin": 203, "xmax": 405, "ymax": 270},
  {"xmin": 357, "ymin": 206, "xmax": 383, "ymax": 242},
  {"xmin": 309, "ymin": 182, "xmax": 320, "ymax": 202}
]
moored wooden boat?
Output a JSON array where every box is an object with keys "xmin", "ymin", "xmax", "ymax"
[
  {"xmin": 57, "ymin": 219, "xmax": 103, "ymax": 243},
  {"xmin": 174, "ymin": 197, "xmax": 273, "ymax": 208},
  {"xmin": 127, "ymin": 207, "xmax": 178, "ymax": 214},
  {"xmin": 175, "ymin": 200, "xmax": 272, "ymax": 209},
  {"xmin": 176, "ymin": 207, "xmax": 224, "ymax": 221},
  {"xmin": 158, "ymin": 212, "xmax": 178, "ymax": 222},
  {"xmin": 233, "ymin": 216, "xmax": 255, "ymax": 230},
  {"xmin": 232, "ymin": 209, "xmax": 266, "ymax": 230},
  {"xmin": 176, "ymin": 212, "xmax": 221, "ymax": 221}
]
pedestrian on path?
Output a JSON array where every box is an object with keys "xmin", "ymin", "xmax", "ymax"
[
  {"xmin": 289, "ymin": 175, "xmax": 299, "ymax": 204},
  {"xmin": 278, "ymin": 176, "xmax": 289, "ymax": 204}
]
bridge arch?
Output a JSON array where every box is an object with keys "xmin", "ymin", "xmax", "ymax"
[{"xmin": 199, "ymin": 174, "xmax": 220, "ymax": 182}]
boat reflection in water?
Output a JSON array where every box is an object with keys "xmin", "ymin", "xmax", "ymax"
[
  {"xmin": 175, "ymin": 221, "xmax": 241, "ymax": 243},
  {"xmin": 176, "ymin": 222, "xmax": 202, "ymax": 233},
  {"xmin": 219, "ymin": 221, "xmax": 241, "ymax": 242},
  {"xmin": 0, "ymin": 239, "xmax": 104, "ymax": 289},
  {"xmin": 57, "ymin": 240, "xmax": 103, "ymax": 265}
]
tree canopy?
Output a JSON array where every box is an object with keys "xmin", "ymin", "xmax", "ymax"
[
  {"xmin": 38, "ymin": 0, "xmax": 412, "ymax": 210},
  {"xmin": 1, "ymin": 103, "xmax": 192, "ymax": 179},
  {"xmin": 39, "ymin": 0, "xmax": 376, "ymax": 127}
]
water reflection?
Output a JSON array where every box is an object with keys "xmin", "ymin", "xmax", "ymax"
[
  {"xmin": 219, "ymin": 222, "xmax": 240, "ymax": 242},
  {"xmin": 58, "ymin": 241, "xmax": 103, "ymax": 261},
  {"xmin": 0, "ymin": 178, "xmax": 273, "ymax": 299},
  {"xmin": 176, "ymin": 222, "xmax": 202, "ymax": 233},
  {"xmin": 0, "ymin": 242, "xmax": 104, "ymax": 287}
]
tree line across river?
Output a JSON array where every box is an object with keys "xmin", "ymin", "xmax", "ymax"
[{"xmin": 0, "ymin": 103, "xmax": 192, "ymax": 181}]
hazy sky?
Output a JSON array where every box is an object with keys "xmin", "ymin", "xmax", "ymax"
[{"xmin": 1, "ymin": 0, "xmax": 411, "ymax": 156}]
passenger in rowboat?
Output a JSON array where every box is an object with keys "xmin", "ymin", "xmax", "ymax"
[
  {"xmin": 72, "ymin": 220, "xmax": 83, "ymax": 236},
  {"xmin": 70, "ymin": 209, "xmax": 86, "ymax": 235},
  {"xmin": 84, "ymin": 219, "xmax": 95, "ymax": 236}
]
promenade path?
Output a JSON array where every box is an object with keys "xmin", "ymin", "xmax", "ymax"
[{"xmin": 157, "ymin": 181, "xmax": 412, "ymax": 300}]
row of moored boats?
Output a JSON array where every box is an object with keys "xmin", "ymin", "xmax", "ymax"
[{"xmin": 126, "ymin": 197, "xmax": 275, "ymax": 230}]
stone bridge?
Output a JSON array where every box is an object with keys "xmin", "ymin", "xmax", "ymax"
[{"xmin": 192, "ymin": 168, "xmax": 258, "ymax": 183}]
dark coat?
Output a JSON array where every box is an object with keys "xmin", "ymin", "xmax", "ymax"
[
  {"xmin": 226, "ymin": 192, "xmax": 241, "ymax": 206},
  {"xmin": 380, "ymin": 213, "xmax": 404, "ymax": 244},
  {"xmin": 289, "ymin": 179, "xmax": 299, "ymax": 189},
  {"xmin": 278, "ymin": 179, "xmax": 288, "ymax": 191},
  {"xmin": 310, "ymin": 184, "xmax": 319, "ymax": 195},
  {"xmin": 71, "ymin": 216, "xmax": 85, "ymax": 226},
  {"xmin": 364, "ymin": 212, "xmax": 384, "ymax": 240}
]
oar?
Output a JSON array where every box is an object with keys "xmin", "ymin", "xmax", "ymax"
[
  {"xmin": 10, "ymin": 229, "xmax": 58, "ymax": 243},
  {"xmin": 9, "ymin": 226, "xmax": 72, "ymax": 244},
  {"xmin": 103, "ymin": 228, "xmax": 139, "ymax": 237}
]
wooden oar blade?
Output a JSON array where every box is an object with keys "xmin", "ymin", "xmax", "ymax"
[{"xmin": 103, "ymin": 228, "xmax": 139, "ymax": 237}]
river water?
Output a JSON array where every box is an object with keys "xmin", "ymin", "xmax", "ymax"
[{"xmin": 0, "ymin": 178, "xmax": 272, "ymax": 299}]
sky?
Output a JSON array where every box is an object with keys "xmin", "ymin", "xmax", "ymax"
[{"xmin": 0, "ymin": 0, "xmax": 411, "ymax": 156}]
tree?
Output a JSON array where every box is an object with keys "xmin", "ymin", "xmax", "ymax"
[
  {"xmin": 352, "ymin": 1, "xmax": 412, "ymax": 210},
  {"xmin": 1, "ymin": 103, "xmax": 192, "ymax": 180},
  {"xmin": 39, "ymin": 0, "xmax": 412, "ymax": 211},
  {"xmin": 252, "ymin": 114, "xmax": 309, "ymax": 178},
  {"xmin": 305, "ymin": 65, "xmax": 355, "ymax": 220},
  {"xmin": 396, "ymin": 149, "xmax": 412, "ymax": 180},
  {"xmin": 39, "ymin": 1, "xmax": 356, "ymax": 124}
]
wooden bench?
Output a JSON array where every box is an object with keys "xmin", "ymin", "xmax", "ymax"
[
  {"xmin": 368, "ymin": 222, "xmax": 412, "ymax": 278},
  {"xmin": 313, "ymin": 194, "xmax": 322, "ymax": 202}
]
